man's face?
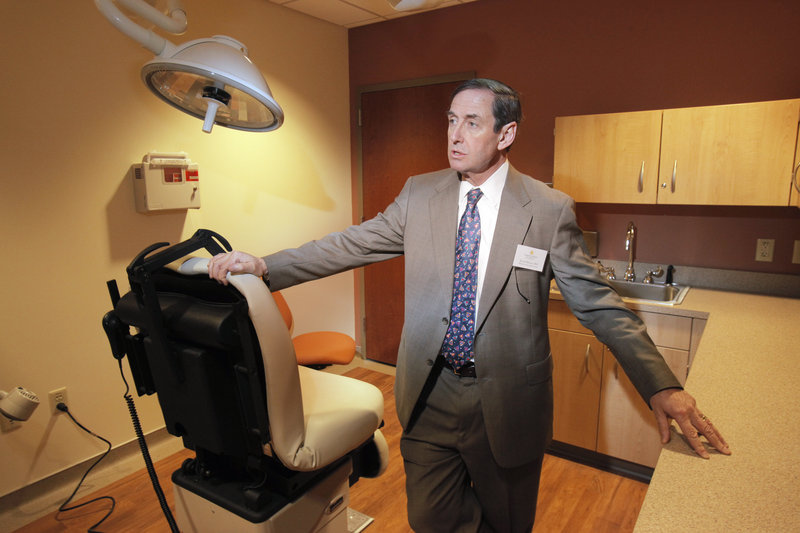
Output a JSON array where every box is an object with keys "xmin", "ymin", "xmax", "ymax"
[{"xmin": 447, "ymin": 88, "xmax": 515, "ymax": 185}]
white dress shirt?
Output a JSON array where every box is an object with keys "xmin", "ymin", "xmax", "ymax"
[{"xmin": 456, "ymin": 160, "xmax": 509, "ymax": 321}]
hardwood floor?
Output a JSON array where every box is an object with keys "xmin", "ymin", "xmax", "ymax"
[{"xmin": 15, "ymin": 368, "xmax": 647, "ymax": 532}]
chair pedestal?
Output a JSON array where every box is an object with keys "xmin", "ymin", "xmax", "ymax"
[{"xmin": 173, "ymin": 460, "xmax": 352, "ymax": 533}]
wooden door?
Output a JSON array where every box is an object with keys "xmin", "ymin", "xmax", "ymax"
[
  {"xmin": 360, "ymin": 80, "xmax": 462, "ymax": 364},
  {"xmin": 553, "ymin": 110, "xmax": 662, "ymax": 203},
  {"xmin": 658, "ymin": 99, "xmax": 800, "ymax": 206}
]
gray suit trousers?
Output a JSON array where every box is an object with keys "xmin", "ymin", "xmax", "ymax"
[{"xmin": 401, "ymin": 363, "xmax": 543, "ymax": 533}]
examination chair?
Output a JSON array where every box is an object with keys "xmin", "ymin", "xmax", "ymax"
[{"xmin": 103, "ymin": 230, "xmax": 388, "ymax": 533}]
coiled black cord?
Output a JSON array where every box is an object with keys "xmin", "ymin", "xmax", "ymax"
[
  {"xmin": 118, "ymin": 359, "xmax": 180, "ymax": 533},
  {"xmin": 55, "ymin": 405, "xmax": 115, "ymax": 532}
]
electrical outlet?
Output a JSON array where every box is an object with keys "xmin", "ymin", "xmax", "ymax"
[
  {"xmin": 48, "ymin": 387, "xmax": 68, "ymax": 414},
  {"xmin": 755, "ymin": 238, "xmax": 775, "ymax": 262},
  {"xmin": 793, "ymin": 240, "xmax": 800, "ymax": 264}
]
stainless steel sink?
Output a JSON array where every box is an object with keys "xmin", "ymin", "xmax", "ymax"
[{"xmin": 608, "ymin": 280, "xmax": 690, "ymax": 305}]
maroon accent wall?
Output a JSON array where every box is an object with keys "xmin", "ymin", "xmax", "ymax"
[{"xmin": 349, "ymin": 0, "xmax": 800, "ymax": 274}]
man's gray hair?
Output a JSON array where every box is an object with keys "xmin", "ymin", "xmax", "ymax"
[{"xmin": 452, "ymin": 78, "xmax": 523, "ymax": 133}]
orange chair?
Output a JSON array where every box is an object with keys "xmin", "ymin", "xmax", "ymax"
[{"xmin": 272, "ymin": 291, "xmax": 356, "ymax": 368}]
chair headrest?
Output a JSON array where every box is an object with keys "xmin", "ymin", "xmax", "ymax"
[{"xmin": 175, "ymin": 258, "xmax": 308, "ymax": 467}]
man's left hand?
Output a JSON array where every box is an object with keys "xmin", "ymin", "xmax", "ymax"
[{"xmin": 650, "ymin": 388, "xmax": 731, "ymax": 459}]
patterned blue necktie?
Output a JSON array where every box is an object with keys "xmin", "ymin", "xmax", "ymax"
[{"xmin": 441, "ymin": 188, "xmax": 483, "ymax": 370}]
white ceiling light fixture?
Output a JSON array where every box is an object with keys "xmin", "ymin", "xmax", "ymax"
[
  {"xmin": 95, "ymin": 0, "xmax": 284, "ymax": 133},
  {"xmin": 388, "ymin": 0, "xmax": 446, "ymax": 11}
]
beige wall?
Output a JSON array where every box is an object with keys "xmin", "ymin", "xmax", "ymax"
[{"xmin": 0, "ymin": 1, "xmax": 352, "ymax": 497}]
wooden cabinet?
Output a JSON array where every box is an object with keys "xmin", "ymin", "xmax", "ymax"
[
  {"xmin": 553, "ymin": 99, "xmax": 800, "ymax": 206},
  {"xmin": 548, "ymin": 300, "xmax": 699, "ymax": 468},
  {"xmin": 553, "ymin": 110, "xmax": 662, "ymax": 203},
  {"xmin": 659, "ymin": 100, "xmax": 800, "ymax": 205}
]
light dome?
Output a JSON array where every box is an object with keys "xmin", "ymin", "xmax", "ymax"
[
  {"xmin": 96, "ymin": 0, "xmax": 283, "ymax": 133},
  {"xmin": 142, "ymin": 36, "xmax": 283, "ymax": 132}
]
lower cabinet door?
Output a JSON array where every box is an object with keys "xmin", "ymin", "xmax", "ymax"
[
  {"xmin": 550, "ymin": 329, "xmax": 603, "ymax": 450},
  {"xmin": 596, "ymin": 347, "xmax": 689, "ymax": 467}
]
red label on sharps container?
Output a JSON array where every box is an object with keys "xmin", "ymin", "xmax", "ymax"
[
  {"xmin": 186, "ymin": 169, "xmax": 199, "ymax": 181},
  {"xmin": 164, "ymin": 167, "xmax": 183, "ymax": 183}
]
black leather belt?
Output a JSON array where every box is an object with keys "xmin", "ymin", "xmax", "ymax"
[{"xmin": 442, "ymin": 359, "xmax": 477, "ymax": 378}]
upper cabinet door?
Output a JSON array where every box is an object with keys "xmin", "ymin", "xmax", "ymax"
[
  {"xmin": 554, "ymin": 110, "xmax": 662, "ymax": 203},
  {"xmin": 658, "ymin": 99, "xmax": 800, "ymax": 206}
]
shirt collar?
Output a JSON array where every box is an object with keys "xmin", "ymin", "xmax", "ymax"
[{"xmin": 459, "ymin": 160, "xmax": 508, "ymax": 209}]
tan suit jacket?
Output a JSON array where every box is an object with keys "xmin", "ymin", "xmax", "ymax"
[{"xmin": 266, "ymin": 166, "xmax": 681, "ymax": 468}]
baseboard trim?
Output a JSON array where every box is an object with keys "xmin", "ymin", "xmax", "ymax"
[{"xmin": 547, "ymin": 441, "xmax": 654, "ymax": 483}]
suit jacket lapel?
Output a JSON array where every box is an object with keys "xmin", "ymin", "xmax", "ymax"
[
  {"xmin": 476, "ymin": 166, "xmax": 534, "ymax": 331},
  {"xmin": 429, "ymin": 171, "xmax": 461, "ymax": 288}
]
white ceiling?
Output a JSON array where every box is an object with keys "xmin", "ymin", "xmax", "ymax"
[{"xmin": 266, "ymin": 0, "xmax": 479, "ymax": 28}]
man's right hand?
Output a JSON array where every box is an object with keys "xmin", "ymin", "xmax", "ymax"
[{"xmin": 207, "ymin": 251, "xmax": 267, "ymax": 285}]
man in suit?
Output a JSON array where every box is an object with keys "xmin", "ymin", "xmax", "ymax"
[{"xmin": 208, "ymin": 78, "xmax": 730, "ymax": 532}]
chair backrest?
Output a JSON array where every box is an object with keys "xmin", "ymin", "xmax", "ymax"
[
  {"xmin": 174, "ymin": 259, "xmax": 313, "ymax": 468},
  {"xmin": 113, "ymin": 257, "xmax": 310, "ymax": 471},
  {"xmin": 114, "ymin": 265, "xmax": 275, "ymax": 465}
]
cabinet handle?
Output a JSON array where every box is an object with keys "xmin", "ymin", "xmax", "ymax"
[
  {"xmin": 638, "ymin": 161, "xmax": 645, "ymax": 193},
  {"xmin": 584, "ymin": 344, "xmax": 590, "ymax": 374},
  {"xmin": 793, "ymin": 161, "xmax": 800, "ymax": 194},
  {"xmin": 671, "ymin": 160, "xmax": 677, "ymax": 193},
  {"xmin": 613, "ymin": 360, "xmax": 619, "ymax": 380}
]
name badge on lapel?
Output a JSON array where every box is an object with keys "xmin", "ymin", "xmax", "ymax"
[{"xmin": 513, "ymin": 245, "xmax": 547, "ymax": 272}]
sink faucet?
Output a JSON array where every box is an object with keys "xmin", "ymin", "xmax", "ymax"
[
  {"xmin": 624, "ymin": 221, "xmax": 636, "ymax": 281},
  {"xmin": 597, "ymin": 260, "xmax": 616, "ymax": 280}
]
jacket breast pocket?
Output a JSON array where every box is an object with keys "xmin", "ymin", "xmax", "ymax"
[{"xmin": 526, "ymin": 353, "xmax": 553, "ymax": 386}]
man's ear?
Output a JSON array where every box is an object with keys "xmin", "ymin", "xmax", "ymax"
[{"xmin": 497, "ymin": 122, "xmax": 517, "ymax": 151}]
